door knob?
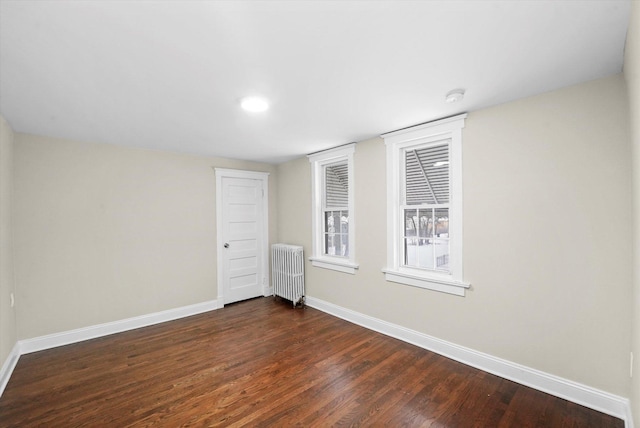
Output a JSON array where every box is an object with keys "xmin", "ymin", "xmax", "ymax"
[{"xmin": 224, "ymin": 243, "xmax": 229, "ymax": 248}]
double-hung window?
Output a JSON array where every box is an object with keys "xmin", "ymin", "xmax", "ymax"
[
  {"xmin": 308, "ymin": 143, "xmax": 358, "ymax": 274},
  {"xmin": 382, "ymin": 114, "xmax": 469, "ymax": 296}
]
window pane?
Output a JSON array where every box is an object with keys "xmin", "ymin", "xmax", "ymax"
[
  {"xmin": 340, "ymin": 211, "xmax": 349, "ymax": 234},
  {"xmin": 324, "ymin": 210, "xmax": 349, "ymax": 257},
  {"xmin": 404, "ymin": 236, "xmax": 435, "ymax": 270},
  {"xmin": 404, "ymin": 237, "xmax": 418, "ymax": 266},
  {"xmin": 401, "ymin": 143, "xmax": 452, "ymax": 271},
  {"xmin": 434, "ymin": 238, "xmax": 450, "ymax": 271},
  {"xmin": 404, "ymin": 208, "xmax": 449, "ymax": 271},
  {"xmin": 418, "ymin": 209, "xmax": 433, "ymax": 242},
  {"xmin": 324, "ymin": 211, "xmax": 335, "ymax": 233},
  {"xmin": 340, "ymin": 211, "xmax": 349, "ymax": 257},
  {"xmin": 324, "ymin": 231, "xmax": 331, "ymax": 255},
  {"xmin": 334, "ymin": 231, "xmax": 342, "ymax": 256},
  {"xmin": 404, "ymin": 209, "xmax": 417, "ymax": 238},
  {"xmin": 420, "ymin": 238, "xmax": 435, "ymax": 270},
  {"xmin": 341, "ymin": 233, "xmax": 348, "ymax": 257},
  {"xmin": 434, "ymin": 208, "xmax": 449, "ymax": 238},
  {"xmin": 324, "ymin": 211, "xmax": 335, "ymax": 255}
]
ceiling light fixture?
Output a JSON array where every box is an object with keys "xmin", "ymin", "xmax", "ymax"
[
  {"xmin": 240, "ymin": 96, "xmax": 269, "ymax": 113},
  {"xmin": 445, "ymin": 89, "xmax": 465, "ymax": 103}
]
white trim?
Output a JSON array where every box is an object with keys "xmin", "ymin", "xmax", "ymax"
[
  {"xmin": 307, "ymin": 143, "xmax": 356, "ymax": 163},
  {"xmin": 381, "ymin": 113, "xmax": 468, "ymax": 141},
  {"xmin": 306, "ymin": 296, "xmax": 632, "ymax": 426},
  {"xmin": 1, "ymin": 296, "xmax": 633, "ymax": 426},
  {"xmin": 626, "ymin": 405, "xmax": 636, "ymax": 428},
  {"xmin": 0, "ymin": 299, "xmax": 220, "ymax": 398},
  {"xmin": 214, "ymin": 168, "xmax": 270, "ymax": 302},
  {"xmin": 0, "ymin": 342, "xmax": 21, "ymax": 397},
  {"xmin": 383, "ymin": 269, "xmax": 468, "ymax": 296},
  {"xmin": 308, "ymin": 143, "xmax": 357, "ymax": 273},
  {"xmin": 383, "ymin": 114, "xmax": 467, "ymax": 296},
  {"xmin": 213, "ymin": 168, "xmax": 271, "ymax": 181},
  {"xmin": 20, "ymin": 300, "xmax": 220, "ymax": 355},
  {"xmin": 309, "ymin": 257, "xmax": 359, "ymax": 274}
]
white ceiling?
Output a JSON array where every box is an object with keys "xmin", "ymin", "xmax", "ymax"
[{"xmin": 0, "ymin": 0, "xmax": 632, "ymax": 164}]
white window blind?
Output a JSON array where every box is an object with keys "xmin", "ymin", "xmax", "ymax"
[
  {"xmin": 404, "ymin": 142, "xmax": 449, "ymax": 205},
  {"xmin": 401, "ymin": 141, "xmax": 451, "ymax": 273},
  {"xmin": 308, "ymin": 143, "xmax": 358, "ymax": 274},
  {"xmin": 382, "ymin": 114, "xmax": 468, "ymax": 296},
  {"xmin": 325, "ymin": 161, "xmax": 349, "ymax": 208}
]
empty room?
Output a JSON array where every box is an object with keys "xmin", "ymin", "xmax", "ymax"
[{"xmin": 1, "ymin": 0, "xmax": 639, "ymax": 426}]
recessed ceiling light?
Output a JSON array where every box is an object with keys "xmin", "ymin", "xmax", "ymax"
[
  {"xmin": 445, "ymin": 89, "xmax": 465, "ymax": 103},
  {"xmin": 240, "ymin": 96, "xmax": 269, "ymax": 113}
]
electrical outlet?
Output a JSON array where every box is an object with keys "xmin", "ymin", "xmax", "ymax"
[{"xmin": 10, "ymin": 292, "xmax": 14, "ymax": 308}]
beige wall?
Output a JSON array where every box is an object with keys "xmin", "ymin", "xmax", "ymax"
[
  {"xmin": 625, "ymin": 0, "xmax": 640, "ymax": 425},
  {"xmin": 2, "ymin": 17, "xmax": 635, "ymax": 418},
  {"xmin": 463, "ymin": 75, "xmax": 631, "ymax": 396},
  {"xmin": 278, "ymin": 74, "xmax": 633, "ymax": 397},
  {"xmin": 13, "ymin": 134, "xmax": 277, "ymax": 339},
  {"xmin": 277, "ymin": 157, "xmax": 312, "ymax": 248},
  {"xmin": 0, "ymin": 115, "xmax": 17, "ymax": 364}
]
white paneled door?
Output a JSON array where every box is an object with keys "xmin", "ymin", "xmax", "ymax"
[{"xmin": 216, "ymin": 170, "xmax": 269, "ymax": 305}]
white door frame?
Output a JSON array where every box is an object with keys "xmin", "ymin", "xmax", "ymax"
[{"xmin": 214, "ymin": 168, "xmax": 270, "ymax": 306}]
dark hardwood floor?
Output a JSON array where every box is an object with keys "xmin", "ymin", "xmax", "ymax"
[{"xmin": 0, "ymin": 297, "xmax": 624, "ymax": 427}]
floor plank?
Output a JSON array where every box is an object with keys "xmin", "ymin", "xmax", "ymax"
[{"xmin": 0, "ymin": 297, "xmax": 624, "ymax": 427}]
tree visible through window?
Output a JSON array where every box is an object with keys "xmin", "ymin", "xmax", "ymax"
[
  {"xmin": 402, "ymin": 143, "xmax": 450, "ymax": 272},
  {"xmin": 324, "ymin": 161, "xmax": 349, "ymax": 257},
  {"xmin": 382, "ymin": 114, "xmax": 468, "ymax": 296},
  {"xmin": 308, "ymin": 143, "xmax": 358, "ymax": 274}
]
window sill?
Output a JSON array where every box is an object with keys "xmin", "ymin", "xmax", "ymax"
[
  {"xmin": 310, "ymin": 257, "xmax": 359, "ymax": 274},
  {"xmin": 382, "ymin": 269, "xmax": 469, "ymax": 296}
]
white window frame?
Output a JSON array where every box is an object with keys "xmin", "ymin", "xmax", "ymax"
[
  {"xmin": 308, "ymin": 143, "xmax": 358, "ymax": 274},
  {"xmin": 382, "ymin": 114, "xmax": 469, "ymax": 296}
]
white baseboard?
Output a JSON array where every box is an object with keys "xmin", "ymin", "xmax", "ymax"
[
  {"xmin": 306, "ymin": 296, "xmax": 633, "ymax": 428},
  {"xmin": 627, "ymin": 405, "xmax": 636, "ymax": 428},
  {"xmin": 20, "ymin": 299, "xmax": 220, "ymax": 355},
  {"xmin": 0, "ymin": 299, "xmax": 220, "ymax": 398},
  {"xmin": 1, "ymin": 296, "xmax": 633, "ymax": 427},
  {"xmin": 0, "ymin": 342, "xmax": 21, "ymax": 397}
]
